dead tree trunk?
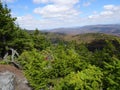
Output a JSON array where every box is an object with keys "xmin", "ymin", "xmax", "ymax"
[{"xmin": 3, "ymin": 48, "xmax": 21, "ymax": 69}]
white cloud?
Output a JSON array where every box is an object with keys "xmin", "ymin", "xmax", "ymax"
[
  {"xmin": 100, "ymin": 11, "xmax": 113, "ymax": 16},
  {"xmin": 33, "ymin": 0, "xmax": 49, "ymax": 4},
  {"xmin": 17, "ymin": 15, "xmax": 41, "ymax": 29},
  {"xmin": 34, "ymin": 5, "xmax": 70, "ymax": 14},
  {"xmin": 83, "ymin": 0, "xmax": 96, "ymax": 7},
  {"xmin": 83, "ymin": 2, "xmax": 91, "ymax": 7},
  {"xmin": 1, "ymin": 0, "xmax": 17, "ymax": 3},
  {"xmin": 88, "ymin": 5, "xmax": 120, "ymax": 24},
  {"xmin": 89, "ymin": 5, "xmax": 120, "ymax": 18},
  {"xmin": 16, "ymin": 15, "xmax": 65, "ymax": 29},
  {"xmin": 33, "ymin": 0, "xmax": 79, "ymax": 5},
  {"xmin": 34, "ymin": 5, "xmax": 79, "ymax": 19},
  {"xmin": 104, "ymin": 5, "xmax": 119, "ymax": 11},
  {"xmin": 51, "ymin": 0, "xmax": 79, "ymax": 6},
  {"xmin": 33, "ymin": 0, "xmax": 80, "ymax": 20},
  {"xmin": 14, "ymin": 0, "xmax": 81, "ymax": 29},
  {"xmin": 16, "ymin": 2, "xmax": 120, "ymax": 30},
  {"xmin": 16, "ymin": 14, "xmax": 83, "ymax": 30}
]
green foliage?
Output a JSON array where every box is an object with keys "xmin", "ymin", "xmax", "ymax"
[
  {"xmin": 18, "ymin": 46, "xmax": 90, "ymax": 89},
  {"xmin": 0, "ymin": 61, "xmax": 8, "ymax": 64},
  {"xmin": 88, "ymin": 39, "xmax": 120, "ymax": 90},
  {"xmin": 18, "ymin": 49, "xmax": 49, "ymax": 89},
  {"xmin": 102, "ymin": 57, "xmax": 120, "ymax": 90},
  {"xmin": 0, "ymin": 2, "xmax": 16, "ymax": 57},
  {"xmin": 32, "ymin": 30, "xmax": 51, "ymax": 51},
  {"xmin": 17, "ymin": 38, "xmax": 120, "ymax": 90},
  {"xmin": 51, "ymin": 48, "xmax": 82, "ymax": 77},
  {"xmin": 54, "ymin": 65, "xmax": 103, "ymax": 90},
  {"xmin": 11, "ymin": 29, "xmax": 34, "ymax": 53}
]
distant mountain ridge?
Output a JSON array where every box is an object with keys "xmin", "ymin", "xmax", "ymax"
[{"xmin": 47, "ymin": 24, "xmax": 120, "ymax": 36}]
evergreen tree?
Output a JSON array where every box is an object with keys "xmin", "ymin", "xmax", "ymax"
[
  {"xmin": 32, "ymin": 29, "xmax": 51, "ymax": 51},
  {"xmin": 0, "ymin": 1, "xmax": 17, "ymax": 57},
  {"xmin": 0, "ymin": 1, "xmax": 34, "ymax": 57}
]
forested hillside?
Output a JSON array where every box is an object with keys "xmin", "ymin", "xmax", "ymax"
[
  {"xmin": 0, "ymin": 1, "xmax": 120, "ymax": 90},
  {"xmin": 48, "ymin": 24, "xmax": 120, "ymax": 36},
  {"xmin": 44, "ymin": 32, "xmax": 119, "ymax": 44}
]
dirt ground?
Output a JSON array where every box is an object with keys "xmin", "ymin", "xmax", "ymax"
[{"xmin": 0, "ymin": 65, "xmax": 24, "ymax": 78}]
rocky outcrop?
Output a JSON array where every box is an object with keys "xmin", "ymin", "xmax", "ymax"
[
  {"xmin": 0, "ymin": 65, "xmax": 32, "ymax": 90},
  {"xmin": 0, "ymin": 71, "xmax": 15, "ymax": 90}
]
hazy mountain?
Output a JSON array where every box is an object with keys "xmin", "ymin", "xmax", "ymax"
[{"xmin": 48, "ymin": 24, "xmax": 120, "ymax": 36}]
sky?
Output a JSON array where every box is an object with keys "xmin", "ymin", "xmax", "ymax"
[{"xmin": 1, "ymin": 0, "xmax": 120, "ymax": 30}]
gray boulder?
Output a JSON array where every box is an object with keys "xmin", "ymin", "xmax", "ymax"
[
  {"xmin": 0, "ymin": 71, "xmax": 15, "ymax": 90},
  {"xmin": 0, "ymin": 71, "xmax": 31, "ymax": 90}
]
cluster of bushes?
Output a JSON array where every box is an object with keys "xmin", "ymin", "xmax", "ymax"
[{"xmin": 17, "ymin": 39, "xmax": 120, "ymax": 90}]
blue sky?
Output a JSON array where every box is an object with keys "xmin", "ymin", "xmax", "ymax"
[{"xmin": 2, "ymin": 0, "xmax": 120, "ymax": 30}]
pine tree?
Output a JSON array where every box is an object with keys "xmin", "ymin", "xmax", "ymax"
[
  {"xmin": 0, "ymin": 1, "xmax": 19, "ymax": 57},
  {"xmin": 0, "ymin": 1, "xmax": 17, "ymax": 57},
  {"xmin": 0, "ymin": 1, "xmax": 16, "ymax": 41}
]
